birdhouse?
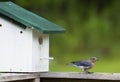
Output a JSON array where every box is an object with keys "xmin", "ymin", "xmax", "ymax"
[{"xmin": 0, "ymin": 1, "xmax": 65, "ymax": 72}]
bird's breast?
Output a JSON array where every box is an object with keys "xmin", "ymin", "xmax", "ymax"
[{"xmin": 90, "ymin": 63, "xmax": 95, "ymax": 68}]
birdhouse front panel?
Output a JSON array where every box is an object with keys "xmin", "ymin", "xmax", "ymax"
[{"xmin": 32, "ymin": 30, "xmax": 49, "ymax": 72}]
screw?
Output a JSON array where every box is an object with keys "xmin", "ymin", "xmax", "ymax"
[
  {"xmin": 0, "ymin": 24, "xmax": 2, "ymax": 27},
  {"xmin": 20, "ymin": 31, "xmax": 23, "ymax": 34}
]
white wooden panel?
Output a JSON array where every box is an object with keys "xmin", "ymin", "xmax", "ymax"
[
  {"xmin": 40, "ymin": 34, "xmax": 49, "ymax": 71},
  {"xmin": 0, "ymin": 17, "xmax": 15, "ymax": 71},
  {"xmin": 32, "ymin": 30, "xmax": 49, "ymax": 72},
  {"xmin": 0, "ymin": 17, "xmax": 33, "ymax": 72},
  {"xmin": 13, "ymin": 28, "xmax": 32, "ymax": 72}
]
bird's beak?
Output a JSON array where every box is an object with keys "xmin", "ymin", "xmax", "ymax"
[{"xmin": 96, "ymin": 58, "xmax": 99, "ymax": 61}]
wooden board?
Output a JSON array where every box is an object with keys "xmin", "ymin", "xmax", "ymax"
[
  {"xmin": 0, "ymin": 73, "xmax": 40, "ymax": 81},
  {"xmin": 40, "ymin": 72, "xmax": 120, "ymax": 81},
  {"xmin": 0, "ymin": 72, "xmax": 120, "ymax": 82}
]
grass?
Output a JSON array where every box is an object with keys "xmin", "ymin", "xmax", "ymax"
[
  {"xmin": 50, "ymin": 58, "xmax": 120, "ymax": 73},
  {"xmin": 50, "ymin": 43, "xmax": 120, "ymax": 73}
]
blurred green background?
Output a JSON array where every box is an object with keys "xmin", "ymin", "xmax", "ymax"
[{"xmin": 2, "ymin": 0, "xmax": 120, "ymax": 73}]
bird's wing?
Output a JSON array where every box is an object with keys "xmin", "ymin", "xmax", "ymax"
[
  {"xmin": 80, "ymin": 60, "xmax": 91, "ymax": 67},
  {"xmin": 70, "ymin": 60, "xmax": 91, "ymax": 67}
]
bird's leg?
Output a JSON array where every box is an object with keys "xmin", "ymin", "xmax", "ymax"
[
  {"xmin": 85, "ymin": 70, "xmax": 94, "ymax": 74},
  {"xmin": 81, "ymin": 68, "xmax": 86, "ymax": 73},
  {"xmin": 81, "ymin": 68, "xmax": 90, "ymax": 74},
  {"xmin": 83, "ymin": 69, "xmax": 94, "ymax": 74}
]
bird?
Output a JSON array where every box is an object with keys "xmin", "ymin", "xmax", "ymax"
[{"xmin": 67, "ymin": 57, "xmax": 98, "ymax": 73}]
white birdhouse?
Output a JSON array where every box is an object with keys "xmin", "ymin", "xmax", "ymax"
[{"xmin": 0, "ymin": 1, "xmax": 65, "ymax": 72}]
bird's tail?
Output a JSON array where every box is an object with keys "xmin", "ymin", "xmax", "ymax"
[{"xmin": 66, "ymin": 63, "xmax": 74, "ymax": 66}]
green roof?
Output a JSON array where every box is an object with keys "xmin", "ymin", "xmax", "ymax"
[{"xmin": 0, "ymin": 1, "xmax": 65, "ymax": 34}]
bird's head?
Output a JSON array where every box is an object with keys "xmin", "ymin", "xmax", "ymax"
[{"xmin": 89, "ymin": 57, "xmax": 98, "ymax": 63}]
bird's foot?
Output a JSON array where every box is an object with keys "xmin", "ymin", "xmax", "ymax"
[
  {"xmin": 82, "ymin": 71, "xmax": 94, "ymax": 74},
  {"xmin": 86, "ymin": 71, "xmax": 94, "ymax": 74}
]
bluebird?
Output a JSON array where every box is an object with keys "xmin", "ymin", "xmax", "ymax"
[{"xmin": 67, "ymin": 57, "xmax": 98, "ymax": 73}]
